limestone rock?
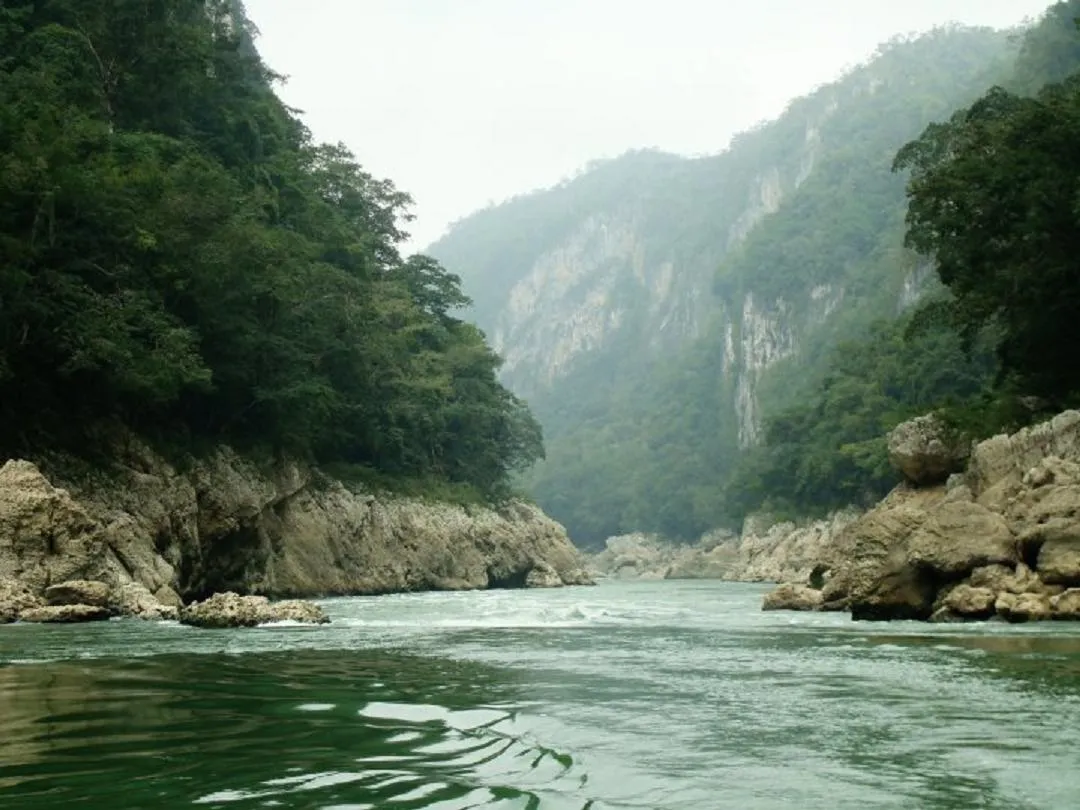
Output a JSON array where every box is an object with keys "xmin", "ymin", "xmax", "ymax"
[
  {"xmin": 906, "ymin": 501, "xmax": 1016, "ymax": 576},
  {"xmin": 0, "ymin": 460, "xmax": 107, "ymax": 592},
  {"xmin": 589, "ymin": 512, "xmax": 858, "ymax": 585},
  {"xmin": 734, "ymin": 410, "xmax": 1080, "ymax": 623},
  {"xmin": 0, "ymin": 578, "xmax": 43, "ymax": 623},
  {"xmin": 967, "ymin": 411, "xmax": 1080, "ymax": 497},
  {"xmin": 44, "ymin": 580, "xmax": 111, "ymax": 608},
  {"xmin": 110, "ymin": 581, "xmax": 179, "ymax": 621},
  {"xmin": 819, "ymin": 486, "xmax": 942, "ymax": 608},
  {"xmin": 267, "ymin": 599, "xmax": 330, "ymax": 625},
  {"xmin": 1050, "ymin": 588, "xmax": 1080, "ymax": 619},
  {"xmin": 761, "ymin": 583, "xmax": 823, "ymax": 611},
  {"xmin": 0, "ymin": 444, "xmax": 590, "ymax": 605},
  {"xmin": 525, "ymin": 561, "xmax": 563, "ymax": 588},
  {"xmin": 942, "ymin": 585, "xmax": 997, "ymax": 619},
  {"xmin": 997, "ymin": 591, "xmax": 1052, "ymax": 623},
  {"xmin": 19, "ymin": 604, "xmax": 111, "ymax": 623},
  {"xmin": 849, "ymin": 562, "xmax": 937, "ymax": 621},
  {"xmin": 179, "ymin": 592, "xmax": 328, "ymax": 628},
  {"xmin": 1034, "ymin": 531, "xmax": 1080, "ymax": 586},
  {"xmin": 887, "ymin": 414, "xmax": 969, "ymax": 486}
]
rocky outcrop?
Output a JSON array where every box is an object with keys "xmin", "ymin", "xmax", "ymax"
[
  {"xmin": 524, "ymin": 561, "xmax": 563, "ymax": 588},
  {"xmin": 44, "ymin": 580, "xmax": 110, "ymax": 608},
  {"xmin": 179, "ymin": 592, "xmax": 328, "ymax": 629},
  {"xmin": 587, "ymin": 512, "xmax": 858, "ymax": 584},
  {"xmin": 0, "ymin": 460, "xmax": 110, "ymax": 592},
  {"xmin": 0, "ymin": 579, "xmax": 44, "ymax": 623},
  {"xmin": 762, "ymin": 410, "xmax": 1080, "ymax": 622},
  {"xmin": 0, "ymin": 442, "xmax": 592, "ymax": 621},
  {"xmin": 762, "ymin": 583, "xmax": 823, "ymax": 611},
  {"xmin": 587, "ymin": 532, "xmax": 741, "ymax": 581},
  {"xmin": 887, "ymin": 414, "xmax": 969, "ymax": 485},
  {"xmin": 109, "ymin": 582, "xmax": 179, "ymax": 621},
  {"xmin": 18, "ymin": 604, "xmax": 112, "ymax": 623},
  {"xmin": 723, "ymin": 511, "xmax": 860, "ymax": 583}
]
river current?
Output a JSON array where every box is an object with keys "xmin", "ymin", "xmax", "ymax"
[{"xmin": 1, "ymin": 580, "xmax": 1078, "ymax": 809}]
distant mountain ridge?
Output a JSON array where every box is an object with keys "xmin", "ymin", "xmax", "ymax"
[{"xmin": 428, "ymin": 24, "xmax": 1020, "ymax": 545}]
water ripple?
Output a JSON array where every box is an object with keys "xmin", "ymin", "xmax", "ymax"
[{"xmin": 2, "ymin": 581, "xmax": 1080, "ymax": 809}]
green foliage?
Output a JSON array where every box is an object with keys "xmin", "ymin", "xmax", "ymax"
[
  {"xmin": 896, "ymin": 46, "xmax": 1080, "ymax": 409},
  {"xmin": 1010, "ymin": 1, "xmax": 1080, "ymax": 94},
  {"xmin": 434, "ymin": 26, "xmax": 1015, "ymax": 546},
  {"xmin": 721, "ymin": 311, "xmax": 995, "ymax": 524},
  {"xmin": 0, "ymin": 0, "xmax": 541, "ymax": 498}
]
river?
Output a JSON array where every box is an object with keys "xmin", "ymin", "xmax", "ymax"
[{"xmin": 1, "ymin": 580, "xmax": 1078, "ymax": 809}]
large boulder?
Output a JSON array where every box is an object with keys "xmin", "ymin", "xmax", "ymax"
[
  {"xmin": 0, "ymin": 578, "xmax": 43, "ymax": 623},
  {"xmin": 18, "ymin": 604, "xmax": 111, "ymax": 623},
  {"xmin": 525, "ymin": 561, "xmax": 563, "ymax": 588},
  {"xmin": 179, "ymin": 592, "xmax": 329, "ymax": 629},
  {"xmin": 887, "ymin": 414, "xmax": 969, "ymax": 486},
  {"xmin": 762, "ymin": 583, "xmax": 823, "ymax": 611},
  {"xmin": 44, "ymin": 580, "xmax": 111, "ymax": 608},
  {"xmin": 941, "ymin": 584, "xmax": 997, "ymax": 619},
  {"xmin": 996, "ymin": 591, "xmax": 1053, "ymax": 623},
  {"xmin": 1051, "ymin": 588, "xmax": 1080, "ymax": 619},
  {"xmin": 849, "ymin": 561, "xmax": 937, "ymax": 621},
  {"xmin": 906, "ymin": 501, "xmax": 1016, "ymax": 576},
  {"xmin": 819, "ymin": 486, "xmax": 943, "ymax": 608},
  {"xmin": 109, "ymin": 581, "xmax": 179, "ymax": 621},
  {"xmin": 268, "ymin": 599, "xmax": 330, "ymax": 625},
  {"xmin": 0, "ymin": 460, "xmax": 107, "ymax": 591}
]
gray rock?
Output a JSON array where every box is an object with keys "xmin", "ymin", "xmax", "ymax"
[
  {"xmin": 942, "ymin": 584, "xmax": 997, "ymax": 619},
  {"xmin": 45, "ymin": 580, "xmax": 111, "ymax": 608},
  {"xmin": 19, "ymin": 604, "xmax": 111, "ymax": 623},
  {"xmin": 887, "ymin": 414, "xmax": 969, "ymax": 486},
  {"xmin": 110, "ymin": 581, "xmax": 179, "ymax": 621},
  {"xmin": 1051, "ymin": 588, "xmax": 1080, "ymax": 620},
  {"xmin": 996, "ymin": 591, "xmax": 1052, "ymax": 623},
  {"xmin": 179, "ymin": 592, "xmax": 328, "ymax": 629},
  {"xmin": 0, "ymin": 578, "xmax": 43, "ymax": 623},
  {"xmin": 525, "ymin": 561, "xmax": 563, "ymax": 588},
  {"xmin": 762, "ymin": 582, "xmax": 823, "ymax": 611}
]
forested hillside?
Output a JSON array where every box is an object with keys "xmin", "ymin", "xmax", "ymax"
[
  {"xmin": 431, "ymin": 24, "xmax": 1020, "ymax": 545},
  {"xmin": 0, "ymin": 1, "xmax": 541, "ymax": 498}
]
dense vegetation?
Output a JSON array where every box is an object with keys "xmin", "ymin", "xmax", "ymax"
[
  {"xmin": 722, "ymin": 0, "xmax": 1080, "ymax": 525},
  {"xmin": 436, "ymin": 25, "xmax": 1017, "ymax": 545},
  {"xmin": 0, "ymin": 1, "xmax": 542, "ymax": 497},
  {"xmin": 434, "ymin": 3, "xmax": 1080, "ymax": 546}
]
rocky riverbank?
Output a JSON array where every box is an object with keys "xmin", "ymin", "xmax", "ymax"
[
  {"xmin": 586, "ymin": 511, "xmax": 859, "ymax": 584},
  {"xmin": 763, "ymin": 411, "xmax": 1080, "ymax": 622},
  {"xmin": 0, "ymin": 441, "xmax": 593, "ymax": 626}
]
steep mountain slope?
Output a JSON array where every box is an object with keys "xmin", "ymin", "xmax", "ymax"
[{"xmin": 429, "ymin": 26, "xmax": 1017, "ymax": 546}]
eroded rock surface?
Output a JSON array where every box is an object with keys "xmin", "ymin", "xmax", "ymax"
[
  {"xmin": 19, "ymin": 604, "xmax": 111, "ymax": 623},
  {"xmin": 763, "ymin": 410, "xmax": 1080, "ymax": 623},
  {"xmin": 887, "ymin": 414, "xmax": 969, "ymax": 486},
  {"xmin": 179, "ymin": 592, "xmax": 328, "ymax": 628},
  {"xmin": 762, "ymin": 583, "xmax": 823, "ymax": 611},
  {"xmin": 0, "ymin": 444, "xmax": 591, "ymax": 622}
]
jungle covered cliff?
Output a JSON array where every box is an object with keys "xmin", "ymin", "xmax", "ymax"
[{"xmin": 0, "ymin": 1, "xmax": 589, "ymax": 603}]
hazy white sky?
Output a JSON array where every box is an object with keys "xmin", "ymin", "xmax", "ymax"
[{"xmin": 245, "ymin": 0, "xmax": 1050, "ymax": 252}]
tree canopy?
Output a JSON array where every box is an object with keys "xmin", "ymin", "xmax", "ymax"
[
  {"xmin": 895, "ymin": 71, "xmax": 1080, "ymax": 410},
  {"xmin": 0, "ymin": 0, "xmax": 542, "ymax": 498}
]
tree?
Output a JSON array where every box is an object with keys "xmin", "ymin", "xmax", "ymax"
[{"xmin": 895, "ymin": 76, "xmax": 1080, "ymax": 407}]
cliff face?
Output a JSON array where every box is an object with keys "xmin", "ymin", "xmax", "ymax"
[
  {"xmin": 429, "ymin": 28, "xmax": 1014, "ymax": 544},
  {"xmin": 0, "ymin": 442, "xmax": 592, "ymax": 607}
]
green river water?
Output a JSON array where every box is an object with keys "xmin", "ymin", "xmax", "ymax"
[{"xmin": 1, "ymin": 580, "xmax": 1078, "ymax": 809}]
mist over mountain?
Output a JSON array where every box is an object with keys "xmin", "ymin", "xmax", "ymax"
[{"xmin": 429, "ymin": 10, "xmax": 1080, "ymax": 547}]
